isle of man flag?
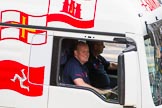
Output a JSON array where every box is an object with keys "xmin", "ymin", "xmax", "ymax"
[{"xmin": 0, "ymin": 60, "xmax": 45, "ymax": 96}]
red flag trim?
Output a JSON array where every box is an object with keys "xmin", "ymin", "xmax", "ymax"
[{"xmin": 47, "ymin": 13, "xmax": 94, "ymax": 28}]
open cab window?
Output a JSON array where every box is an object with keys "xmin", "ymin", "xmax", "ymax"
[{"xmin": 52, "ymin": 36, "xmax": 127, "ymax": 103}]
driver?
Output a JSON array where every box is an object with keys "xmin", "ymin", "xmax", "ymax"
[{"xmin": 87, "ymin": 41, "xmax": 118, "ymax": 89}]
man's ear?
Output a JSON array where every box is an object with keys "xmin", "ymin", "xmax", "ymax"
[{"xmin": 74, "ymin": 50, "xmax": 77, "ymax": 56}]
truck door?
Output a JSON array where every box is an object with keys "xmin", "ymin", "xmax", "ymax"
[{"xmin": 48, "ymin": 31, "xmax": 126, "ymax": 108}]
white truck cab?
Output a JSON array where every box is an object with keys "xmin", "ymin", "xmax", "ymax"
[{"xmin": 0, "ymin": 0, "xmax": 162, "ymax": 108}]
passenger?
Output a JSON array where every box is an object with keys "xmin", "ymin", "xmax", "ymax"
[
  {"xmin": 63, "ymin": 41, "xmax": 111, "ymax": 94},
  {"xmin": 87, "ymin": 41, "xmax": 118, "ymax": 89}
]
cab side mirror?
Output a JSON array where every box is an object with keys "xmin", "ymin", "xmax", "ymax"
[{"xmin": 118, "ymin": 51, "xmax": 139, "ymax": 107}]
